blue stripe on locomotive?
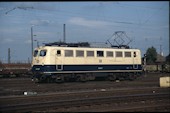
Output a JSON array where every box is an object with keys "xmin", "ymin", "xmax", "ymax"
[{"xmin": 32, "ymin": 64, "xmax": 142, "ymax": 72}]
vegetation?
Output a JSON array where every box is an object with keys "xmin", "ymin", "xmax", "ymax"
[
  {"xmin": 146, "ymin": 46, "xmax": 157, "ymax": 64},
  {"xmin": 165, "ymin": 54, "xmax": 170, "ymax": 64}
]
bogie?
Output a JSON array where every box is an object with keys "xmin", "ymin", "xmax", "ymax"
[{"xmin": 31, "ymin": 72, "xmax": 143, "ymax": 83}]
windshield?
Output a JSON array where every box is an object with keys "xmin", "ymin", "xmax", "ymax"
[
  {"xmin": 33, "ymin": 50, "xmax": 39, "ymax": 57},
  {"xmin": 40, "ymin": 50, "xmax": 47, "ymax": 56}
]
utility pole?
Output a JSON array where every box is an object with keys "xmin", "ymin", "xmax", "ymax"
[
  {"xmin": 31, "ymin": 25, "xmax": 34, "ymax": 61},
  {"xmin": 160, "ymin": 37, "xmax": 163, "ymax": 56},
  {"xmin": 63, "ymin": 24, "xmax": 66, "ymax": 43},
  {"xmin": 28, "ymin": 57, "xmax": 30, "ymax": 64},
  {"xmin": 160, "ymin": 45, "xmax": 162, "ymax": 55},
  {"xmin": 34, "ymin": 40, "xmax": 39, "ymax": 48},
  {"xmin": 143, "ymin": 54, "xmax": 147, "ymax": 77},
  {"xmin": 8, "ymin": 48, "xmax": 11, "ymax": 64}
]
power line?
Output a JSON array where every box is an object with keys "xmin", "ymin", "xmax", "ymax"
[
  {"xmin": 5, "ymin": 6, "xmax": 34, "ymax": 15},
  {"xmin": 1, "ymin": 3, "xmax": 168, "ymax": 34},
  {"xmin": 137, "ymin": 4, "xmax": 165, "ymax": 28},
  {"xmin": 114, "ymin": 2, "xmax": 168, "ymax": 11},
  {"xmin": 2, "ymin": 4, "xmax": 141, "ymax": 26},
  {"xmin": 2, "ymin": 3, "xmax": 167, "ymax": 29}
]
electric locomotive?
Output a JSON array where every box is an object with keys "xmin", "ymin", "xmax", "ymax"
[{"xmin": 31, "ymin": 42, "xmax": 143, "ymax": 83}]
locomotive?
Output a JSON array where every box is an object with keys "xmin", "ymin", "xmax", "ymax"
[{"xmin": 31, "ymin": 42, "xmax": 143, "ymax": 83}]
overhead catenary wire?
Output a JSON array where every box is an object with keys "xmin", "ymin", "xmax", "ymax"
[
  {"xmin": 2, "ymin": 2, "xmax": 166, "ymax": 29},
  {"xmin": 114, "ymin": 2, "xmax": 168, "ymax": 11},
  {"xmin": 0, "ymin": 4, "xmax": 151, "ymax": 27}
]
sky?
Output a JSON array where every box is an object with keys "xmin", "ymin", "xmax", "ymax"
[{"xmin": 0, "ymin": 1, "xmax": 169, "ymax": 63}]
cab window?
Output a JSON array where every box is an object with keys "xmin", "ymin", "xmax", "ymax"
[
  {"xmin": 33, "ymin": 50, "xmax": 38, "ymax": 57},
  {"xmin": 40, "ymin": 50, "xmax": 47, "ymax": 56},
  {"xmin": 134, "ymin": 52, "xmax": 136, "ymax": 57}
]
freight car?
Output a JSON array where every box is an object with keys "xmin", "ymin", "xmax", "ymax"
[
  {"xmin": 31, "ymin": 42, "xmax": 143, "ymax": 83},
  {"xmin": 146, "ymin": 64, "xmax": 170, "ymax": 73},
  {"xmin": 0, "ymin": 63, "xmax": 31, "ymax": 77}
]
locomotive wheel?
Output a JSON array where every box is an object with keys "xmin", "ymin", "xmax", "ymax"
[
  {"xmin": 46, "ymin": 76, "xmax": 53, "ymax": 83},
  {"xmin": 55, "ymin": 76, "xmax": 64, "ymax": 83},
  {"xmin": 39, "ymin": 75, "xmax": 47, "ymax": 83},
  {"xmin": 32, "ymin": 78, "xmax": 40, "ymax": 83},
  {"xmin": 76, "ymin": 74, "xmax": 87, "ymax": 82},
  {"xmin": 108, "ymin": 74, "xmax": 116, "ymax": 81},
  {"xmin": 80, "ymin": 75, "xmax": 87, "ymax": 82},
  {"xmin": 128, "ymin": 73, "xmax": 136, "ymax": 81}
]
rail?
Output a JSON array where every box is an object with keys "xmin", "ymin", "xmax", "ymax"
[{"xmin": 0, "ymin": 92, "xmax": 169, "ymax": 112}]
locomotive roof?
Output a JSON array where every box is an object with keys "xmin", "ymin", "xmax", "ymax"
[
  {"xmin": 45, "ymin": 42, "xmax": 90, "ymax": 47},
  {"xmin": 43, "ymin": 42, "xmax": 131, "ymax": 49},
  {"xmin": 35, "ymin": 45, "xmax": 140, "ymax": 52}
]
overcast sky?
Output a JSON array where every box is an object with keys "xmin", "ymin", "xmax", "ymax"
[{"xmin": 0, "ymin": 1, "xmax": 169, "ymax": 63}]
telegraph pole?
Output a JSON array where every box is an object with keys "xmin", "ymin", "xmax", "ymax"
[
  {"xmin": 31, "ymin": 25, "xmax": 34, "ymax": 61},
  {"xmin": 63, "ymin": 24, "xmax": 66, "ymax": 43},
  {"xmin": 143, "ymin": 54, "xmax": 147, "ymax": 77},
  {"xmin": 160, "ymin": 37, "xmax": 163, "ymax": 56},
  {"xmin": 8, "ymin": 48, "xmax": 11, "ymax": 64}
]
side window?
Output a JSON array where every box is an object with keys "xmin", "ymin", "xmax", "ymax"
[
  {"xmin": 87, "ymin": 51, "xmax": 94, "ymax": 57},
  {"xmin": 125, "ymin": 52, "xmax": 131, "ymax": 57},
  {"xmin": 97, "ymin": 51, "xmax": 104, "ymax": 57},
  {"xmin": 106, "ymin": 51, "xmax": 113, "ymax": 57},
  {"xmin": 134, "ymin": 52, "xmax": 136, "ymax": 57},
  {"xmin": 57, "ymin": 50, "xmax": 61, "ymax": 56},
  {"xmin": 116, "ymin": 51, "xmax": 122, "ymax": 57},
  {"xmin": 65, "ymin": 50, "xmax": 73, "ymax": 57},
  {"xmin": 76, "ymin": 50, "xmax": 84, "ymax": 57},
  {"xmin": 40, "ymin": 50, "xmax": 47, "ymax": 57},
  {"xmin": 34, "ymin": 50, "xmax": 38, "ymax": 57}
]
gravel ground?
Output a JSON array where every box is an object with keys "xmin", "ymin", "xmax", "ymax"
[
  {"xmin": 0, "ymin": 72, "xmax": 169, "ymax": 96},
  {"xmin": 0, "ymin": 72, "xmax": 169, "ymax": 112}
]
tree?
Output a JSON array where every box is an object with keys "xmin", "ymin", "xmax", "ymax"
[
  {"xmin": 146, "ymin": 46, "xmax": 157, "ymax": 64},
  {"xmin": 165, "ymin": 54, "xmax": 170, "ymax": 64}
]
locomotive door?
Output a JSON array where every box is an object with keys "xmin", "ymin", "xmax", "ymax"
[
  {"xmin": 133, "ymin": 51, "xmax": 138, "ymax": 69},
  {"xmin": 56, "ymin": 50, "xmax": 63, "ymax": 70}
]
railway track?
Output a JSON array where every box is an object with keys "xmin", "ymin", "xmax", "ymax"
[
  {"xmin": 0, "ymin": 73, "xmax": 167, "ymax": 96},
  {"xmin": 0, "ymin": 73, "xmax": 169, "ymax": 112},
  {"xmin": 0, "ymin": 86, "xmax": 169, "ymax": 104},
  {"xmin": 0, "ymin": 92, "xmax": 169, "ymax": 112}
]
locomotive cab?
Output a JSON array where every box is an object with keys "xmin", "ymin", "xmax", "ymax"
[
  {"xmin": 32, "ymin": 49, "xmax": 47, "ymax": 65},
  {"xmin": 32, "ymin": 47, "xmax": 50, "ymax": 82}
]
